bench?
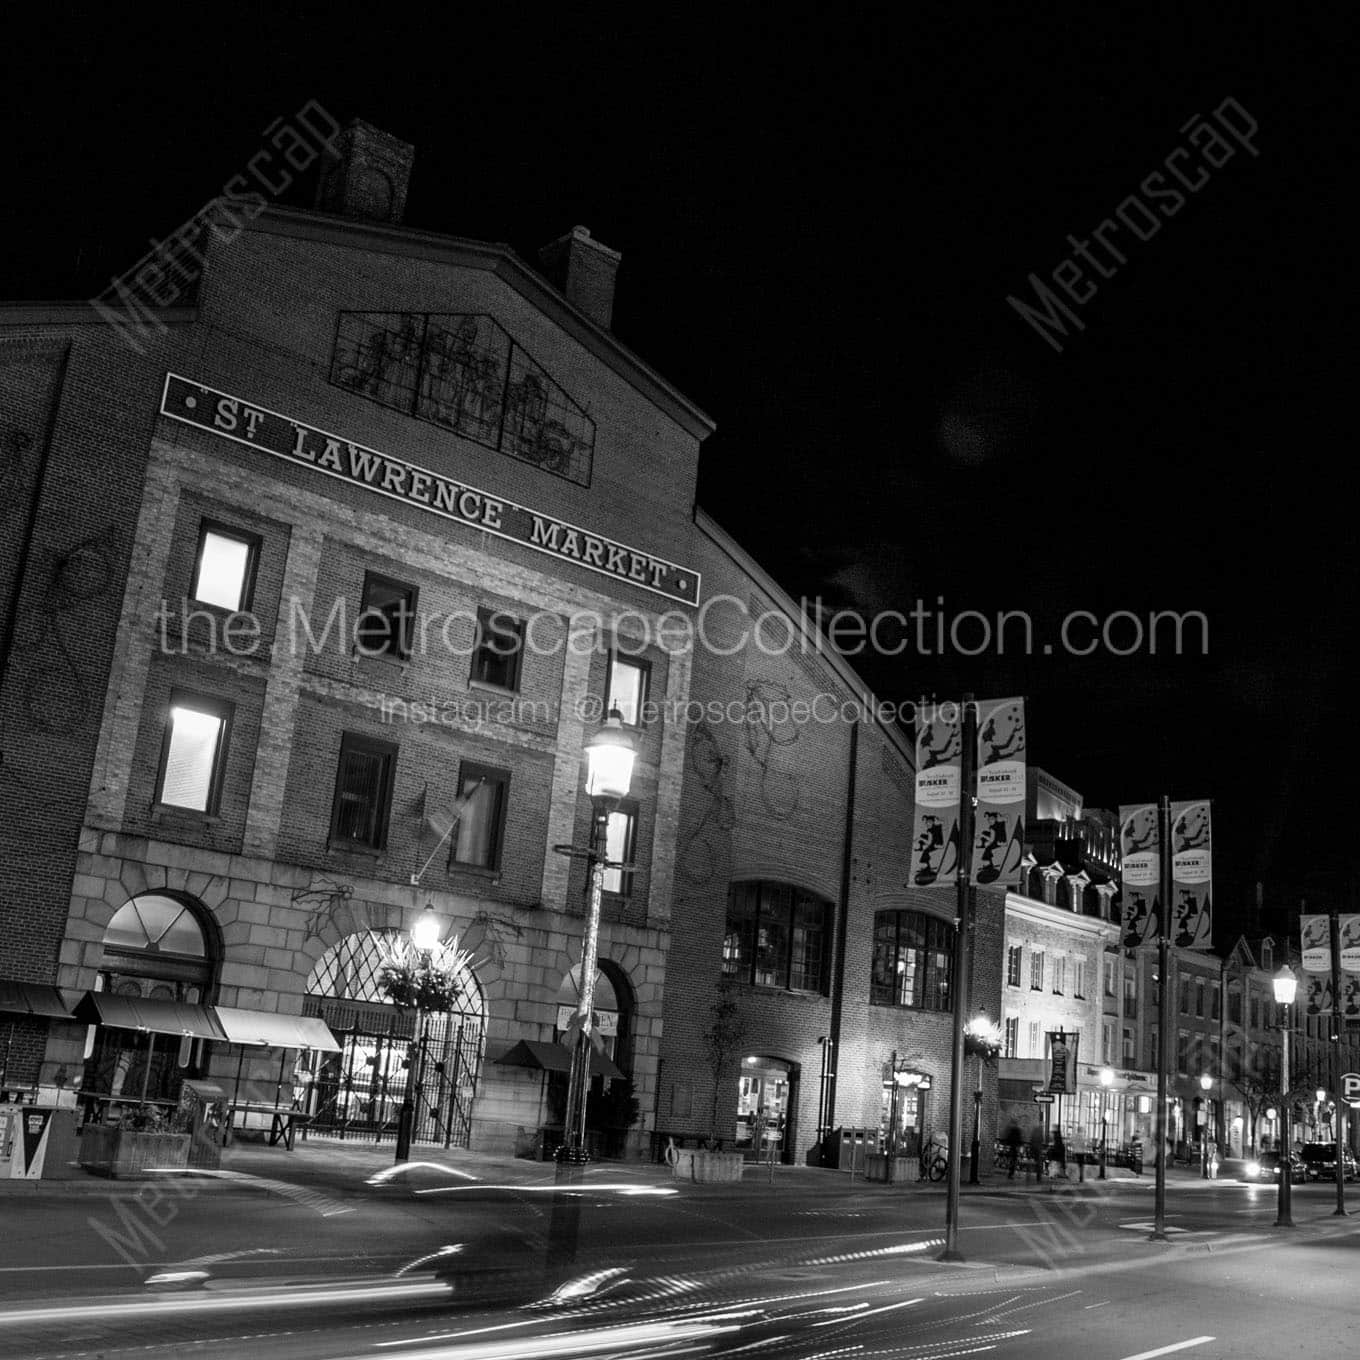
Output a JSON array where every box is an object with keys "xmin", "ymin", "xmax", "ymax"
[{"xmin": 230, "ymin": 1104, "xmax": 311, "ymax": 1150}]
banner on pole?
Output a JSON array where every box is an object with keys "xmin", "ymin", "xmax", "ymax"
[
  {"xmin": 971, "ymin": 696, "xmax": 1026, "ymax": 886},
  {"xmin": 1046, "ymin": 1030, "xmax": 1079, "ymax": 1094},
  {"xmin": 1169, "ymin": 799, "xmax": 1213, "ymax": 949},
  {"xmin": 1119, "ymin": 804, "xmax": 1160, "ymax": 946},
  {"xmin": 912, "ymin": 702, "xmax": 962, "ymax": 886},
  {"xmin": 1339, "ymin": 915, "xmax": 1360, "ymax": 975},
  {"xmin": 1301, "ymin": 914, "xmax": 1331, "ymax": 975}
]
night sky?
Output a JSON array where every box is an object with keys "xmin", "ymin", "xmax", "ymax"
[{"xmin": 3, "ymin": 10, "xmax": 1347, "ymax": 939}]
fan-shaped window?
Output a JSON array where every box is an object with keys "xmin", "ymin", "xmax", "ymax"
[{"xmin": 103, "ymin": 896, "xmax": 207, "ymax": 958}]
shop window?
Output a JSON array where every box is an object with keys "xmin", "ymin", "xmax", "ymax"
[
  {"xmin": 602, "ymin": 804, "xmax": 637, "ymax": 896},
  {"xmin": 470, "ymin": 608, "xmax": 525, "ymax": 691},
  {"xmin": 723, "ymin": 882, "xmax": 832, "ymax": 994},
  {"xmin": 449, "ymin": 763, "xmax": 508, "ymax": 870},
  {"xmin": 606, "ymin": 653, "xmax": 649, "ymax": 726},
  {"xmin": 356, "ymin": 572, "xmax": 418, "ymax": 660},
  {"xmin": 156, "ymin": 694, "xmax": 231, "ymax": 814},
  {"xmin": 330, "ymin": 733, "xmax": 396, "ymax": 849},
  {"xmin": 191, "ymin": 523, "xmax": 258, "ymax": 611},
  {"xmin": 870, "ymin": 910, "xmax": 953, "ymax": 1011}
]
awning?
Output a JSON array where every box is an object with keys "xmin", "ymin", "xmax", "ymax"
[
  {"xmin": 493, "ymin": 1038, "xmax": 624, "ymax": 1081},
  {"xmin": 73, "ymin": 992, "xmax": 227, "ymax": 1040},
  {"xmin": 213, "ymin": 1007, "xmax": 342, "ymax": 1052},
  {"xmin": 0, "ymin": 979, "xmax": 76, "ymax": 1018}
]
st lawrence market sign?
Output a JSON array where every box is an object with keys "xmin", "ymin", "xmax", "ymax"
[{"xmin": 159, "ymin": 374, "xmax": 701, "ymax": 606}]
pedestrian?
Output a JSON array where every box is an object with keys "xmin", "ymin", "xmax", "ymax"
[
  {"xmin": 1051, "ymin": 1127, "xmax": 1067, "ymax": 1178},
  {"xmin": 1027, "ymin": 1125, "xmax": 1045, "ymax": 1181},
  {"xmin": 1003, "ymin": 1122, "xmax": 1022, "ymax": 1178}
]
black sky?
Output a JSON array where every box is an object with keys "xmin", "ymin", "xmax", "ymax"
[{"xmin": 3, "ymin": 8, "xmax": 1351, "ymax": 937}]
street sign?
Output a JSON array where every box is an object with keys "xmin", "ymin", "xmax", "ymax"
[
  {"xmin": 1341, "ymin": 1072, "xmax": 1360, "ymax": 1101},
  {"xmin": 1034, "ymin": 1092, "xmax": 1054, "ymax": 1104}
]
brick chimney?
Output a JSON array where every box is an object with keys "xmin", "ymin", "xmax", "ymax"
[
  {"xmin": 538, "ymin": 226, "xmax": 621, "ymax": 329},
  {"xmin": 315, "ymin": 119, "xmax": 414, "ymax": 225}
]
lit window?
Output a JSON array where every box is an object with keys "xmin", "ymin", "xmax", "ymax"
[
  {"xmin": 606, "ymin": 654, "xmax": 649, "ymax": 726},
  {"xmin": 470, "ymin": 608, "xmax": 525, "ymax": 691},
  {"xmin": 356, "ymin": 572, "xmax": 417, "ymax": 660},
  {"xmin": 157, "ymin": 696, "xmax": 229, "ymax": 813},
  {"xmin": 192, "ymin": 525, "xmax": 257, "ymax": 611},
  {"xmin": 330, "ymin": 733, "xmax": 396, "ymax": 849},
  {"xmin": 723, "ymin": 882, "xmax": 831, "ymax": 994},
  {"xmin": 450, "ymin": 764, "xmax": 508, "ymax": 870},
  {"xmin": 602, "ymin": 805, "xmax": 637, "ymax": 896},
  {"xmin": 870, "ymin": 910, "xmax": 954, "ymax": 1011}
]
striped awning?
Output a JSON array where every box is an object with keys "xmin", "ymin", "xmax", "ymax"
[{"xmin": 0, "ymin": 979, "xmax": 77, "ymax": 1018}]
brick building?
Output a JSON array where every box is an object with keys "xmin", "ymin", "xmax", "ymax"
[{"xmin": 1, "ymin": 121, "xmax": 1000, "ymax": 1165}]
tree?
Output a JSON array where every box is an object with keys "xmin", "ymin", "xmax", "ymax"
[
  {"xmin": 1228, "ymin": 1044, "xmax": 1326, "ymax": 1155},
  {"xmin": 700, "ymin": 980, "xmax": 748, "ymax": 1151}
]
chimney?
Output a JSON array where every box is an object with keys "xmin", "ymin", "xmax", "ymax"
[
  {"xmin": 315, "ymin": 119, "xmax": 414, "ymax": 225},
  {"xmin": 538, "ymin": 225, "xmax": 621, "ymax": 329}
]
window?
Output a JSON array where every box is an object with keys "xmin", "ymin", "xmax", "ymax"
[
  {"xmin": 1006, "ymin": 945, "xmax": 1022, "ymax": 988},
  {"xmin": 1030, "ymin": 951, "xmax": 1045, "ymax": 991},
  {"xmin": 1102, "ymin": 1020, "xmax": 1114, "ymax": 1063},
  {"xmin": 448, "ymin": 763, "xmax": 508, "ymax": 870},
  {"xmin": 1122, "ymin": 1026, "xmax": 1136, "ymax": 1064},
  {"xmin": 1028, "ymin": 1021, "xmax": 1041, "ymax": 1058},
  {"xmin": 1261, "ymin": 940, "xmax": 1273, "ymax": 970},
  {"xmin": 606, "ymin": 654, "xmax": 649, "ymax": 726},
  {"xmin": 356, "ymin": 572, "xmax": 417, "ymax": 660},
  {"xmin": 1195, "ymin": 978, "xmax": 1205, "ymax": 1018},
  {"xmin": 1053, "ymin": 956, "xmax": 1066, "ymax": 995},
  {"xmin": 870, "ymin": 910, "xmax": 954, "ymax": 1010},
  {"xmin": 1250, "ymin": 996, "xmax": 1261, "ymax": 1031},
  {"xmin": 602, "ymin": 804, "xmax": 637, "ymax": 896},
  {"xmin": 191, "ymin": 524, "xmax": 258, "ymax": 611},
  {"xmin": 1149, "ymin": 1028, "xmax": 1159, "ymax": 1069},
  {"xmin": 1124, "ymin": 973, "xmax": 1138, "ymax": 1020},
  {"xmin": 1176, "ymin": 1030, "xmax": 1190, "ymax": 1076},
  {"xmin": 1004, "ymin": 1016, "xmax": 1019, "ymax": 1058},
  {"xmin": 1228, "ymin": 987, "xmax": 1242, "ymax": 1025},
  {"xmin": 1179, "ymin": 977, "xmax": 1191, "ymax": 1014},
  {"xmin": 1211, "ymin": 985, "xmax": 1221, "ymax": 1021},
  {"xmin": 156, "ymin": 694, "xmax": 230, "ymax": 813},
  {"xmin": 1104, "ymin": 959, "xmax": 1116, "ymax": 996},
  {"xmin": 724, "ymin": 882, "xmax": 832, "ymax": 993},
  {"xmin": 470, "ymin": 608, "xmax": 525, "ymax": 691},
  {"xmin": 330, "ymin": 733, "xmax": 396, "ymax": 849},
  {"xmin": 1074, "ymin": 960, "xmax": 1087, "ymax": 999}
]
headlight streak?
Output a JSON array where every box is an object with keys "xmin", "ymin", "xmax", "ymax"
[
  {"xmin": 368, "ymin": 1162, "xmax": 483, "ymax": 1187},
  {"xmin": 806, "ymin": 1239, "xmax": 943, "ymax": 1266},
  {"xmin": 413, "ymin": 1182, "xmax": 678, "ymax": 1198},
  {"xmin": 811, "ymin": 1297, "xmax": 923, "ymax": 1328},
  {"xmin": 394, "ymin": 1244, "xmax": 464, "ymax": 1277}
]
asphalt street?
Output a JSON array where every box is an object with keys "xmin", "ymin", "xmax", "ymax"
[{"xmin": 0, "ymin": 1146, "xmax": 1354, "ymax": 1358}]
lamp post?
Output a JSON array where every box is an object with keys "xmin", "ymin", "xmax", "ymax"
[
  {"xmin": 1200, "ymin": 1073, "xmax": 1213, "ymax": 1178},
  {"xmin": 1099, "ymin": 1066, "xmax": 1113, "ymax": 1179},
  {"xmin": 557, "ymin": 709, "xmax": 637, "ymax": 1165},
  {"xmin": 964, "ymin": 1015, "xmax": 1000, "ymax": 1185},
  {"xmin": 1273, "ymin": 965, "xmax": 1297, "ymax": 1228},
  {"xmin": 394, "ymin": 906, "xmax": 443, "ymax": 1163}
]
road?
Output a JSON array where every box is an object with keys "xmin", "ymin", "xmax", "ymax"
[{"xmin": 0, "ymin": 1161, "xmax": 1355, "ymax": 1358}]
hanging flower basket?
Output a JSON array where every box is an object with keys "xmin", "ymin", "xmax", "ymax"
[{"xmin": 378, "ymin": 935, "xmax": 476, "ymax": 1011}]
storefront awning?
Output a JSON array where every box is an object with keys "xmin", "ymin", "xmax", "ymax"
[
  {"xmin": 493, "ymin": 1038, "xmax": 624, "ymax": 1081},
  {"xmin": 213, "ymin": 1007, "xmax": 341, "ymax": 1052},
  {"xmin": 73, "ymin": 992, "xmax": 227, "ymax": 1040},
  {"xmin": 0, "ymin": 979, "xmax": 76, "ymax": 1018}
]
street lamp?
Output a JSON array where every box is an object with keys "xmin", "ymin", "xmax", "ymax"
[
  {"xmin": 963, "ymin": 1015, "xmax": 1000, "ymax": 1184},
  {"xmin": 558, "ymin": 708, "xmax": 637, "ymax": 1164},
  {"xmin": 1273, "ymin": 965, "xmax": 1297, "ymax": 1227},
  {"xmin": 394, "ymin": 906, "xmax": 443, "ymax": 1162},
  {"xmin": 1099, "ymin": 1067, "xmax": 1114, "ymax": 1179},
  {"xmin": 1200, "ymin": 1073, "xmax": 1213, "ymax": 1178}
]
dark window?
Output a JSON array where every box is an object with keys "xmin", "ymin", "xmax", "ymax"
[
  {"xmin": 1124, "ymin": 974, "xmax": 1138, "ymax": 1020},
  {"xmin": 1195, "ymin": 978, "xmax": 1205, "ymax": 1017},
  {"xmin": 191, "ymin": 523, "xmax": 259, "ymax": 611},
  {"xmin": 870, "ymin": 910, "xmax": 954, "ymax": 1011},
  {"xmin": 723, "ymin": 882, "xmax": 831, "ymax": 994},
  {"xmin": 330, "ymin": 733, "xmax": 396, "ymax": 849},
  {"xmin": 356, "ymin": 572, "xmax": 417, "ymax": 660},
  {"xmin": 449, "ymin": 763, "xmax": 508, "ymax": 870},
  {"xmin": 156, "ymin": 693, "xmax": 231, "ymax": 813},
  {"xmin": 1006, "ymin": 945, "xmax": 1022, "ymax": 988},
  {"xmin": 470, "ymin": 608, "xmax": 525, "ymax": 691},
  {"xmin": 606, "ymin": 653, "xmax": 650, "ymax": 727},
  {"xmin": 602, "ymin": 803, "xmax": 637, "ymax": 896},
  {"xmin": 1030, "ymin": 951, "xmax": 1044, "ymax": 990}
]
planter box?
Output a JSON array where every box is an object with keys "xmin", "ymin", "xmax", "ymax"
[
  {"xmin": 668, "ymin": 1147, "xmax": 745, "ymax": 1183},
  {"xmin": 864, "ymin": 1152, "xmax": 916, "ymax": 1183},
  {"xmin": 78, "ymin": 1126, "xmax": 191, "ymax": 1178}
]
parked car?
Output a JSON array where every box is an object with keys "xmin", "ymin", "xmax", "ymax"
[
  {"xmin": 1298, "ymin": 1141, "xmax": 1358, "ymax": 1181},
  {"xmin": 1243, "ymin": 1150, "xmax": 1306, "ymax": 1182}
]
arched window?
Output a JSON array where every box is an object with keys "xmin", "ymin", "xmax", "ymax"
[
  {"xmin": 98, "ymin": 893, "xmax": 215, "ymax": 1003},
  {"xmin": 870, "ymin": 910, "xmax": 954, "ymax": 1011},
  {"xmin": 722, "ymin": 882, "xmax": 831, "ymax": 994}
]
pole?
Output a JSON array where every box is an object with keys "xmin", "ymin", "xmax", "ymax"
[
  {"xmin": 940, "ymin": 695, "xmax": 975, "ymax": 1262},
  {"xmin": 394, "ymin": 1006, "xmax": 420, "ymax": 1162},
  {"xmin": 1278, "ymin": 1009, "xmax": 1293, "ymax": 1227},
  {"xmin": 562, "ymin": 804, "xmax": 608, "ymax": 1162},
  {"xmin": 1331, "ymin": 912, "xmax": 1347, "ymax": 1215},
  {"xmin": 1098, "ymin": 1084, "xmax": 1107, "ymax": 1179},
  {"xmin": 970, "ymin": 1072, "xmax": 982, "ymax": 1185},
  {"xmin": 1150, "ymin": 794, "xmax": 1172, "ymax": 1242}
]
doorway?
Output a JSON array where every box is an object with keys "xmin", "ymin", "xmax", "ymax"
[{"xmin": 734, "ymin": 1055, "xmax": 796, "ymax": 1161}]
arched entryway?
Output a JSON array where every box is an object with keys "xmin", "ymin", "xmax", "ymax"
[
  {"xmin": 80, "ymin": 892, "xmax": 220, "ymax": 1119},
  {"xmin": 301, "ymin": 929, "xmax": 485, "ymax": 1147}
]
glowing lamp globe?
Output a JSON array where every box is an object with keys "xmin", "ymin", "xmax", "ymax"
[
  {"xmin": 584, "ymin": 708, "xmax": 637, "ymax": 801},
  {"xmin": 1272, "ymin": 966, "xmax": 1297, "ymax": 1007},
  {"xmin": 411, "ymin": 907, "xmax": 442, "ymax": 953}
]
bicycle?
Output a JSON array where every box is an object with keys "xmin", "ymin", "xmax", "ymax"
[{"xmin": 919, "ymin": 1137, "xmax": 949, "ymax": 1182}]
